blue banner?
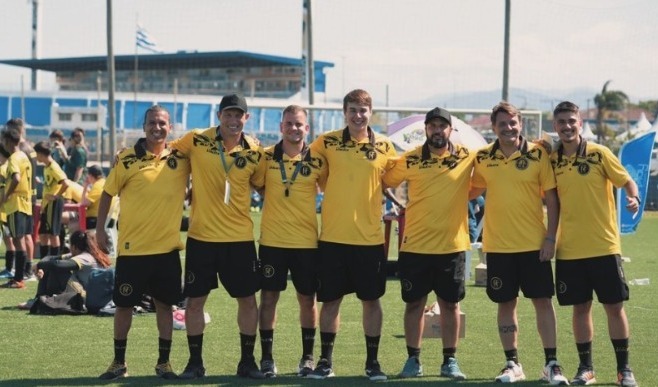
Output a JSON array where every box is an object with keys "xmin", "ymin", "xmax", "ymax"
[{"xmin": 618, "ymin": 131, "xmax": 657, "ymax": 234}]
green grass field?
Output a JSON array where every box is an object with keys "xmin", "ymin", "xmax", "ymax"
[{"xmin": 0, "ymin": 213, "xmax": 656, "ymax": 386}]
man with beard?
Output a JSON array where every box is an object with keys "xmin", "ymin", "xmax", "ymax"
[
  {"xmin": 383, "ymin": 107, "xmax": 472, "ymax": 380},
  {"xmin": 257, "ymin": 105, "xmax": 326, "ymax": 377}
]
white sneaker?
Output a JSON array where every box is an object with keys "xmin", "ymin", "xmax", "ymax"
[
  {"xmin": 542, "ymin": 360, "xmax": 569, "ymax": 385},
  {"xmin": 495, "ymin": 360, "xmax": 526, "ymax": 383}
]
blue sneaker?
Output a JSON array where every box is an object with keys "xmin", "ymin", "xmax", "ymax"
[
  {"xmin": 440, "ymin": 357, "xmax": 466, "ymax": 380},
  {"xmin": 0, "ymin": 269, "xmax": 13, "ymax": 279},
  {"xmin": 399, "ymin": 356, "xmax": 423, "ymax": 378}
]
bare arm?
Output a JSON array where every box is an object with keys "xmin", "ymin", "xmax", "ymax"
[
  {"xmin": 95, "ymin": 192, "xmax": 114, "ymax": 252},
  {"xmin": 540, "ymin": 188, "xmax": 559, "ymax": 262},
  {"xmin": 622, "ymin": 178, "xmax": 640, "ymax": 213}
]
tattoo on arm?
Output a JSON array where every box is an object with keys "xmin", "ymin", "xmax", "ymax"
[{"xmin": 498, "ymin": 324, "xmax": 518, "ymax": 334}]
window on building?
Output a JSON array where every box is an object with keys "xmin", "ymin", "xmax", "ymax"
[
  {"xmin": 81, "ymin": 113, "xmax": 98, "ymax": 122},
  {"xmin": 58, "ymin": 113, "xmax": 73, "ymax": 121}
]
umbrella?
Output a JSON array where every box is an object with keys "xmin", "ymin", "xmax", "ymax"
[{"xmin": 387, "ymin": 114, "xmax": 488, "ymax": 151}]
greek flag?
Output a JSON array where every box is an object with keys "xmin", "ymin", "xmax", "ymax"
[{"xmin": 136, "ymin": 25, "xmax": 161, "ymax": 53}]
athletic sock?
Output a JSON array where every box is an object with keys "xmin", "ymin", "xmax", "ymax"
[
  {"xmin": 187, "ymin": 334, "xmax": 204, "ymax": 365},
  {"xmin": 240, "ymin": 333, "xmax": 257, "ymax": 362},
  {"xmin": 544, "ymin": 347, "xmax": 557, "ymax": 365},
  {"xmin": 504, "ymin": 349, "xmax": 519, "ymax": 364},
  {"xmin": 14, "ymin": 251, "xmax": 26, "ymax": 281},
  {"xmin": 319, "ymin": 331, "xmax": 336, "ymax": 363},
  {"xmin": 49, "ymin": 245, "xmax": 60, "ymax": 256},
  {"xmin": 5, "ymin": 250, "xmax": 15, "ymax": 271},
  {"xmin": 407, "ymin": 345, "xmax": 421, "ymax": 359},
  {"xmin": 611, "ymin": 338, "xmax": 630, "ymax": 371},
  {"xmin": 576, "ymin": 341, "xmax": 593, "ymax": 369},
  {"xmin": 157, "ymin": 337, "xmax": 172, "ymax": 364},
  {"xmin": 114, "ymin": 339, "xmax": 127, "ymax": 364},
  {"xmin": 443, "ymin": 347, "xmax": 457, "ymax": 364},
  {"xmin": 365, "ymin": 335, "xmax": 381, "ymax": 365},
  {"xmin": 40, "ymin": 245, "xmax": 49, "ymax": 259},
  {"xmin": 301, "ymin": 327, "xmax": 316, "ymax": 360},
  {"xmin": 259, "ymin": 329, "xmax": 274, "ymax": 361}
]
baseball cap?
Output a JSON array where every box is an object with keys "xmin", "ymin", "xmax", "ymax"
[
  {"xmin": 219, "ymin": 94, "xmax": 248, "ymax": 113},
  {"xmin": 424, "ymin": 107, "xmax": 452, "ymax": 126}
]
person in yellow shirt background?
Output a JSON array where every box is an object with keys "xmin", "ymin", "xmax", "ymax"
[{"xmin": 0, "ymin": 144, "xmax": 16, "ymax": 279}]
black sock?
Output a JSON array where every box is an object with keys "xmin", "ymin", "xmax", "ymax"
[
  {"xmin": 365, "ymin": 335, "xmax": 381, "ymax": 365},
  {"xmin": 24, "ymin": 260, "xmax": 32, "ymax": 277},
  {"xmin": 544, "ymin": 347, "xmax": 557, "ymax": 365},
  {"xmin": 301, "ymin": 327, "xmax": 316, "ymax": 360},
  {"xmin": 49, "ymin": 245, "xmax": 60, "ymax": 256},
  {"xmin": 14, "ymin": 251, "xmax": 26, "ymax": 281},
  {"xmin": 5, "ymin": 250, "xmax": 15, "ymax": 271},
  {"xmin": 611, "ymin": 338, "xmax": 630, "ymax": 371},
  {"xmin": 443, "ymin": 347, "xmax": 457, "ymax": 364},
  {"xmin": 319, "ymin": 332, "xmax": 336, "ymax": 363},
  {"xmin": 576, "ymin": 341, "xmax": 593, "ymax": 369},
  {"xmin": 114, "ymin": 339, "xmax": 127, "ymax": 364},
  {"xmin": 504, "ymin": 349, "xmax": 519, "ymax": 364},
  {"xmin": 407, "ymin": 346, "xmax": 421, "ymax": 358},
  {"xmin": 259, "ymin": 329, "xmax": 274, "ymax": 361},
  {"xmin": 157, "ymin": 337, "xmax": 172, "ymax": 364},
  {"xmin": 40, "ymin": 245, "xmax": 49, "ymax": 259},
  {"xmin": 240, "ymin": 333, "xmax": 257, "ymax": 362},
  {"xmin": 187, "ymin": 334, "xmax": 203, "ymax": 365}
]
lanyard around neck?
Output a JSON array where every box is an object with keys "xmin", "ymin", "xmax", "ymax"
[
  {"xmin": 278, "ymin": 149, "xmax": 307, "ymax": 197},
  {"xmin": 218, "ymin": 141, "xmax": 235, "ymax": 174}
]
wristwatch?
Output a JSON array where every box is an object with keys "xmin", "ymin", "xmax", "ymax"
[{"xmin": 633, "ymin": 196, "xmax": 641, "ymax": 206}]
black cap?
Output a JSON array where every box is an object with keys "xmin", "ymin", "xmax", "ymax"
[
  {"xmin": 424, "ymin": 107, "xmax": 452, "ymax": 126},
  {"xmin": 219, "ymin": 94, "xmax": 248, "ymax": 113}
]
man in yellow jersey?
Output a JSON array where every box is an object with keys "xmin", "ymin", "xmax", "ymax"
[
  {"xmin": 257, "ymin": 105, "xmax": 326, "ymax": 378},
  {"xmin": 550, "ymin": 101, "xmax": 639, "ymax": 387},
  {"xmin": 171, "ymin": 94, "xmax": 266, "ymax": 380},
  {"xmin": 471, "ymin": 102, "xmax": 567, "ymax": 385},
  {"xmin": 0, "ymin": 145, "xmax": 16, "ymax": 279},
  {"xmin": 307, "ymin": 89, "xmax": 397, "ymax": 381},
  {"xmin": 0, "ymin": 127, "xmax": 33, "ymax": 289},
  {"xmin": 81, "ymin": 164, "xmax": 108, "ymax": 229},
  {"xmin": 6, "ymin": 118, "xmax": 36, "ymax": 279},
  {"xmin": 96, "ymin": 105, "xmax": 190, "ymax": 381},
  {"xmin": 383, "ymin": 107, "xmax": 471, "ymax": 380},
  {"xmin": 34, "ymin": 141, "xmax": 70, "ymax": 258}
]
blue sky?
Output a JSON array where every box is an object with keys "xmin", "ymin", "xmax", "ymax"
[{"xmin": 0, "ymin": 0, "xmax": 656, "ymax": 108}]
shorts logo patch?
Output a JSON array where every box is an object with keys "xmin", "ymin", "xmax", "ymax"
[
  {"xmin": 401, "ymin": 279, "xmax": 412, "ymax": 292},
  {"xmin": 490, "ymin": 276, "xmax": 503, "ymax": 290},
  {"xmin": 263, "ymin": 265, "xmax": 275, "ymax": 278},
  {"xmin": 119, "ymin": 283, "xmax": 133, "ymax": 296},
  {"xmin": 186, "ymin": 271, "xmax": 195, "ymax": 284},
  {"xmin": 515, "ymin": 158, "xmax": 528, "ymax": 170},
  {"xmin": 577, "ymin": 163, "xmax": 590, "ymax": 175},
  {"xmin": 557, "ymin": 280, "xmax": 567, "ymax": 294}
]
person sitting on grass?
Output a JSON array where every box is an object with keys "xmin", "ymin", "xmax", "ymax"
[{"xmin": 18, "ymin": 230, "xmax": 111, "ymax": 313}]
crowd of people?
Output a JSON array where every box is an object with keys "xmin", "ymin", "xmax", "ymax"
[{"xmin": 0, "ymin": 91, "xmax": 641, "ymax": 386}]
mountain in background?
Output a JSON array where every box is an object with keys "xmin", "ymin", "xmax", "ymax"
[{"xmin": 408, "ymin": 87, "xmax": 599, "ymax": 113}]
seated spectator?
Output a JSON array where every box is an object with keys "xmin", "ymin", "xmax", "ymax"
[
  {"xmin": 81, "ymin": 165, "xmax": 108, "ymax": 229},
  {"xmin": 19, "ymin": 230, "xmax": 112, "ymax": 313}
]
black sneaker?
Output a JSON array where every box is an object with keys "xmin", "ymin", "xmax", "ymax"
[
  {"xmin": 154, "ymin": 361, "xmax": 177, "ymax": 380},
  {"xmin": 237, "ymin": 359, "xmax": 265, "ymax": 379},
  {"xmin": 178, "ymin": 363, "xmax": 205, "ymax": 380},
  {"xmin": 260, "ymin": 359, "xmax": 278, "ymax": 378},
  {"xmin": 297, "ymin": 357, "xmax": 315, "ymax": 377},
  {"xmin": 571, "ymin": 366, "xmax": 596, "ymax": 385},
  {"xmin": 307, "ymin": 358, "xmax": 335, "ymax": 379},
  {"xmin": 99, "ymin": 361, "xmax": 127, "ymax": 380},
  {"xmin": 365, "ymin": 360, "xmax": 387, "ymax": 381}
]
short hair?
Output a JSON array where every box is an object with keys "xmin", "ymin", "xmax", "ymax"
[
  {"xmin": 1, "ymin": 127, "xmax": 21, "ymax": 145},
  {"xmin": 490, "ymin": 101, "xmax": 521, "ymax": 125},
  {"xmin": 343, "ymin": 89, "xmax": 372, "ymax": 112},
  {"xmin": 281, "ymin": 104, "xmax": 308, "ymax": 119},
  {"xmin": 87, "ymin": 164, "xmax": 104, "ymax": 178},
  {"xmin": 142, "ymin": 105, "xmax": 170, "ymax": 126},
  {"xmin": 49, "ymin": 129, "xmax": 65, "ymax": 142},
  {"xmin": 33, "ymin": 141, "xmax": 52, "ymax": 156},
  {"xmin": 553, "ymin": 101, "xmax": 580, "ymax": 117},
  {"xmin": 5, "ymin": 118, "xmax": 25, "ymax": 136},
  {"xmin": 71, "ymin": 127, "xmax": 85, "ymax": 139}
]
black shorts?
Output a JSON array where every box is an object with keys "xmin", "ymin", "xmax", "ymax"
[
  {"xmin": 7, "ymin": 212, "xmax": 30, "ymax": 239},
  {"xmin": 38, "ymin": 199, "xmax": 64, "ymax": 236},
  {"xmin": 398, "ymin": 251, "xmax": 466, "ymax": 303},
  {"xmin": 556, "ymin": 255, "xmax": 629, "ymax": 305},
  {"xmin": 486, "ymin": 251, "xmax": 555, "ymax": 303},
  {"xmin": 259, "ymin": 245, "xmax": 318, "ymax": 296},
  {"xmin": 86, "ymin": 217, "xmax": 98, "ymax": 230},
  {"xmin": 316, "ymin": 241, "xmax": 387, "ymax": 302},
  {"xmin": 184, "ymin": 237, "xmax": 260, "ymax": 298},
  {"xmin": 113, "ymin": 250, "xmax": 183, "ymax": 307}
]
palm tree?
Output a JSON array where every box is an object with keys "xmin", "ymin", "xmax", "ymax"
[{"xmin": 594, "ymin": 80, "xmax": 629, "ymax": 143}]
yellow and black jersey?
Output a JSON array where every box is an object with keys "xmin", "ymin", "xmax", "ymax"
[
  {"xmin": 169, "ymin": 127, "xmax": 265, "ymax": 242},
  {"xmin": 104, "ymin": 140, "xmax": 190, "ymax": 256},
  {"xmin": 310, "ymin": 127, "xmax": 397, "ymax": 245},
  {"xmin": 5, "ymin": 150, "xmax": 33, "ymax": 215},
  {"xmin": 19, "ymin": 141, "xmax": 37, "ymax": 204},
  {"xmin": 259, "ymin": 142, "xmax": 327, "ymax": 248},
  {"xmin": 383, "ymin": 142, "xmax": 474, "ymax": 254},
  {"xmin": 551, "ymin": 140, "xmax": 630, "ymax": 260},
  {"xmin": 0, "ymin": 162, "xmax": 7, "ymax": 222},
  {"xmin": 85, "ymin": 178, "xmax": 106, "ymax": 218},
  {"xmin": 472, "ymin": 138, "xmax": 556, "ymax": 253},
  {"xmin": 42, "ymin": 160, "xmax": 67, "ymax": 209}
]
